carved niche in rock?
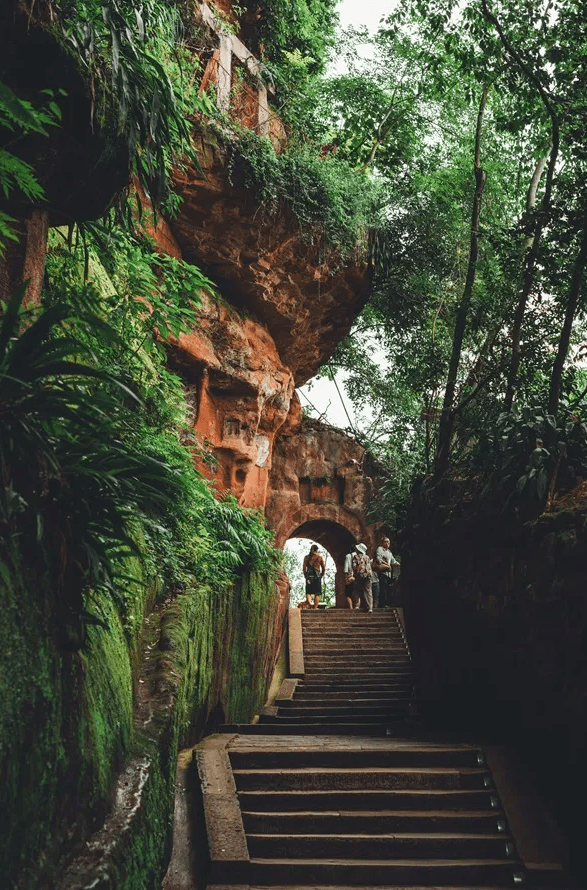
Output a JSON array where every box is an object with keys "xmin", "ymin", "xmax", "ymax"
[{"xmin": 167, "ymin": 292, "xmax": 294, "ymax": 509}]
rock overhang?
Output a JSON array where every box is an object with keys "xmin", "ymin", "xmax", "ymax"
[{"xmin": 169, "ymin": 135, "xmax": 370, "ymax": 387}]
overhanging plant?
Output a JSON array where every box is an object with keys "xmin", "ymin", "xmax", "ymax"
[{"xmin": 0, "ymin": 285, "xmax": 186, "ymax": 647}]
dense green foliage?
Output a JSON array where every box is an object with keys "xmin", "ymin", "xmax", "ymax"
[
  {"xmin": 226, "ymin": 128, "xmax": 378, "ymax": 255},
  {"xmin": 243, "ymin": 0, "xmax": 339, "ymax": 74},
  {"xmin": 56, "ymin": 0, "xmax": 210, "ymax": 208},
  {"xmin": 0, "ymin": 81, "xmax": 62, "ymax": 249},
  {"xmin": 312, "ymin": 0, "xmax": 587, "ymax": 522},
  {"xmin": 1, "ymin": 222, "xmax": 278, "ymax": 648},
  {"xmin": 0, "ymin": 553, "xmax": 281, "ymax": 889}
]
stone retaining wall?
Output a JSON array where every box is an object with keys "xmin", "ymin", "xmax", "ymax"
[{"xmin": 402, "ymin": 485, "xmax": 587, "ymax": 882}]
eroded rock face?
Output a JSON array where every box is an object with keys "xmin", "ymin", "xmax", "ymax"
[
  {"xmin": 167, "ymin": 291, "xmax": 295, "ymax": 508},
  {"xmin": 145, "ymin": 121, "xmax": 375, "ymax": 560},
  {"xmin": 267, "ymin": 405, "xmax": 378, "ymax": 549},
  {"xmin": 144, "ymin": 131, "xmax": 373, "ymax": 529},
  {"xmin": 170, "ymin": 136, "xmax": 369, "ymax": 385},
  {"xmin": 266, "ymin": 403, "xmax": 381, "ymax": 603}
]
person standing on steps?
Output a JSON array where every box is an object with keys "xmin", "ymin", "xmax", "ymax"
[
  {"xmin": 302, "ymin": 543, "xmax": 325, "ymax": 610},
  {"xmin": 352, "ymin": 542, "xmax": 373, "ymax": 612},
  {"xmin": 373, "ymin": 535, "xmax": 400, "ymax": 609},
  {"xmin": 370, "ymin": 555, "xmax": 380, "ymax": 608},
  {"xmin": 343, "ymin": 547, "xmax": 356, "ymax": 609}
]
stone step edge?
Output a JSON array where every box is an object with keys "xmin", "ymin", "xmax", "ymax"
[
  {"xmin": 247, "ymin": 831, "xmax": 508, "ymax": 840},
  {"xmin": 209, "ymin": 886, "xmax": 525, "ymax": 890},
  {"xmin": 249, "ymin": 856, "xmax": 522, "ymax": 866},
  {"xmin": 195, "ymin": 734, "xmax": 250, "ymax": 883},
  {"xmin": 234, "ymin": 767, "xmax": 489, "ymax": 776},
  {"xmin": 241, "ymin": 807, "xmax": 505, "ymax": 818}
]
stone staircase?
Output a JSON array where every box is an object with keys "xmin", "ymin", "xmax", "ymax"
[
  {"xmin": 192, "ymin": 608, "xmax": 572, "ymax": 890},
  {"xmin": 242, "ymin": 609, "xmax": 414, "ymax": 734}
]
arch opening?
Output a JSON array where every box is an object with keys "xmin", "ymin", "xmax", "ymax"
[
  {"xmin": 286, "ymin": 519, "xmax": 359, "ymax": 608},
  {"xmin": 284, "ymin": 537, "xmax": 337, "ymax": 608}
]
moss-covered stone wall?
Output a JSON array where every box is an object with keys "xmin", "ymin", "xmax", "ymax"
[
  {"xmin": 0, "ymin": 558, "xmax": 285, "ymax": 890},
  {"xmin": 401, "ymin": 486, "xmax": 587, "ymax": 884}
]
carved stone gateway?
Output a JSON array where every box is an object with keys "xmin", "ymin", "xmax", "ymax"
[{"xmin": 267, "ymin": 403, "xmax": 381, "ymax": 606}]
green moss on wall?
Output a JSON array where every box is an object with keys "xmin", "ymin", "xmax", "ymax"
[
  {"xmin": 78, "ymin": 596, "xmax": 134, "ymax": 803},
  {"xmin": 0, "ymin": 564, "xmax": 64, "ymax": 886},
  {"xmin": 224, "ymin": 570, "xmax": 281, "ymax": 721},
  {"xmin": 0, "ymin": 546, "xmax": 160, "ymax": 890},
  {"xmin": 0, "ymin": 554, "xmax": 283, "ymax": 890}
]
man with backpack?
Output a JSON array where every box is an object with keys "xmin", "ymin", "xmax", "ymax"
[
  {"xmin": 303, "ymin": 543, "xmax": 326, "ymax": 610},
  {"xmin": 352, "ymin": 542, "xmax": 373, "ymax": 612}
]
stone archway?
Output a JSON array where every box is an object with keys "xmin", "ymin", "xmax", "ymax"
[
  {"xmin": 287, "ymin": 515, "xmax": 359, "ymax": 607},
  {"xmin": 266, "ymin": 411, "xmax": 381, "ymax": 606}
]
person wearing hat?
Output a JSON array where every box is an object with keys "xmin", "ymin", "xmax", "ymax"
[
  {"xmin": 352, "ymin": 542, "xmax": 374, "ymax": 612},
  {"xmin": 343, "ymin": 547, "xmax": 357, "ymax": 609}
]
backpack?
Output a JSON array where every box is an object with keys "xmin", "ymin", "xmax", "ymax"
[{"xmin": 352, "ymin": 552, "xmax": 371, "ymax": 580}]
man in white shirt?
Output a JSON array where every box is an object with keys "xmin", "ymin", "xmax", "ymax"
[
  {"xmin": 344, "ymin": 548, "xmax": 356, "ymax": 609},
  {"xmin": 373, "ymin": 536, "xmax": 400, "ymax": 609}
]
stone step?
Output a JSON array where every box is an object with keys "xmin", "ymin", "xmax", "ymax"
[
  {"xmin": 233, "ymin": 767, "xmax": 492, "ymax": 792},
  {"xmin": 303, "ymin": 623, "xmax": 404, "ymax": 630},
  {"xmin": 302, "ymin": 624, "xmax": 403, "ymax": 632},
  {"xmin": 302, "ymin": 629, "xmax": 405, "ymax": 638},
  {"xmin": 297, "ymin": 683, "xmax": 413, "ymax": 692},
  {"xmin": 303, "ymin": 664, "xmax": 413, "ymax": 673},
  {"xmin": 304, "ymin": 651, "xmax": 410, "ymax": 659},
  {"xmin": 220, "ymin": 722, "xmax": 407, "ymax": 735},
  {"xmin": 303, "ymin": 648, "xmax": 409, "ymax": 656},
  {"xmin": 241, "ymin": 809, "xmax": 507, "ymax": 835},
  {"xmin": 303, "ymin": 624, "xmax": 405, "ymax": 628},
  {"xmin": 297, "ymin": 682, "xmax": 413, "ymax": 692},
  {"xmin": 304, "ymin": 657, "xmax": 413, "ymax": 682},
  {"xmin": 247, "ymin": 856, "xmax": 524, "ymax": 886},
  {"xmin": 292, "ymin": 689, "xmax": 412, "ymax": 701},
  {"xmin": 301, "ymin": 669, "xmax": 413, "ymax": 676},
  {"xmin": 258, "ymin": 713, "xmax": 411, "ymax": 726},
  {"xmin": 247, "ymin": 832, "xmax": 516, "ymax": 860},
  {"xmin": 279, "ymin": 698, "xmax": 411, "ymax": 711},
  {"xmin": 230, "ymin": 748, "xmax": 485, "ymax": 770},
  {"xmin": 302, "ymin": 640, "xmax": 408, "ymax": 649},
  {"xmin": 276, "ymin": 703, "xmax": 411, "ymax": 717},
  {"xmin": 259, "ymin": 701, "xmax": 409, "ymax": 726},
  {"xmin": 236, "ymin": 788, "xmax": 503, "ymax": 812},
  {"xmin": 214, "ymin": 886, "xmax": 524, "ymax": 890},
  {"xmin": 301, "ymin": 611, "xmax": 400, "ymax": 618},
  {"xmin": 300, "ymin": 678, "xmax": 414, "ymax": 688},
  {"xmin": 303, "ymin": 648, "xmax": 410, "ymax": 657},
  {"xmin": 303, "ymin": 614, "xmax": 402, "ymax": 621},
  {"xmin": 297, "ymin": 679, "xmax": 413, "ymax": 691},
  {"xmin": 303, "ymin": 637, "xmax": 407, "ymax": 644}
]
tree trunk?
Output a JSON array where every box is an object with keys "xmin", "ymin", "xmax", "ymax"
[
  {"xmin": 435, "ymin": 85, "xmax": 489, "ymax": 476},
  {"xmin": 480, "ymin": 1, "xmax": 560, "ymax": 412},
  {"xmin": 504, "ymin": 152, "xmax": 554, "ymax": 410},
  {"xmin": 0, "ymin": 209, "xmax": 49, "ymax": 307},
  {"xmin": 547, "ymin": 207, "xmax": 587, "ymax": 416}
]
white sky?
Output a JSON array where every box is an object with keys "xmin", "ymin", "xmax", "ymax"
[{"xmin": 337, "ymin": 0, "xmax": 391, "ymax": 30}]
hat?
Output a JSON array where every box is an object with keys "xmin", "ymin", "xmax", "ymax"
[{"xmin": 355, "ymin": 542, "xmax": 368, "ymax": 554}]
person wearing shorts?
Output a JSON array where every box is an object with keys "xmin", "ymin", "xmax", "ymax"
[
  {"xmin": 344, "ymin": 549, "xmax": 356, "ymax": 609},
  {"xmin": 303, "ymin": 544, "xmax": 325, "ymax": 610}
]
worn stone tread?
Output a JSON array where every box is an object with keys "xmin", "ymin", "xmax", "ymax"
[
  {"xmin": 236, "ymin": 789, "xmax": 500, "ymax": 811},
  {"xmin": 234, "ymin": 767, "xmax": 487, "ymax": 776}
]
